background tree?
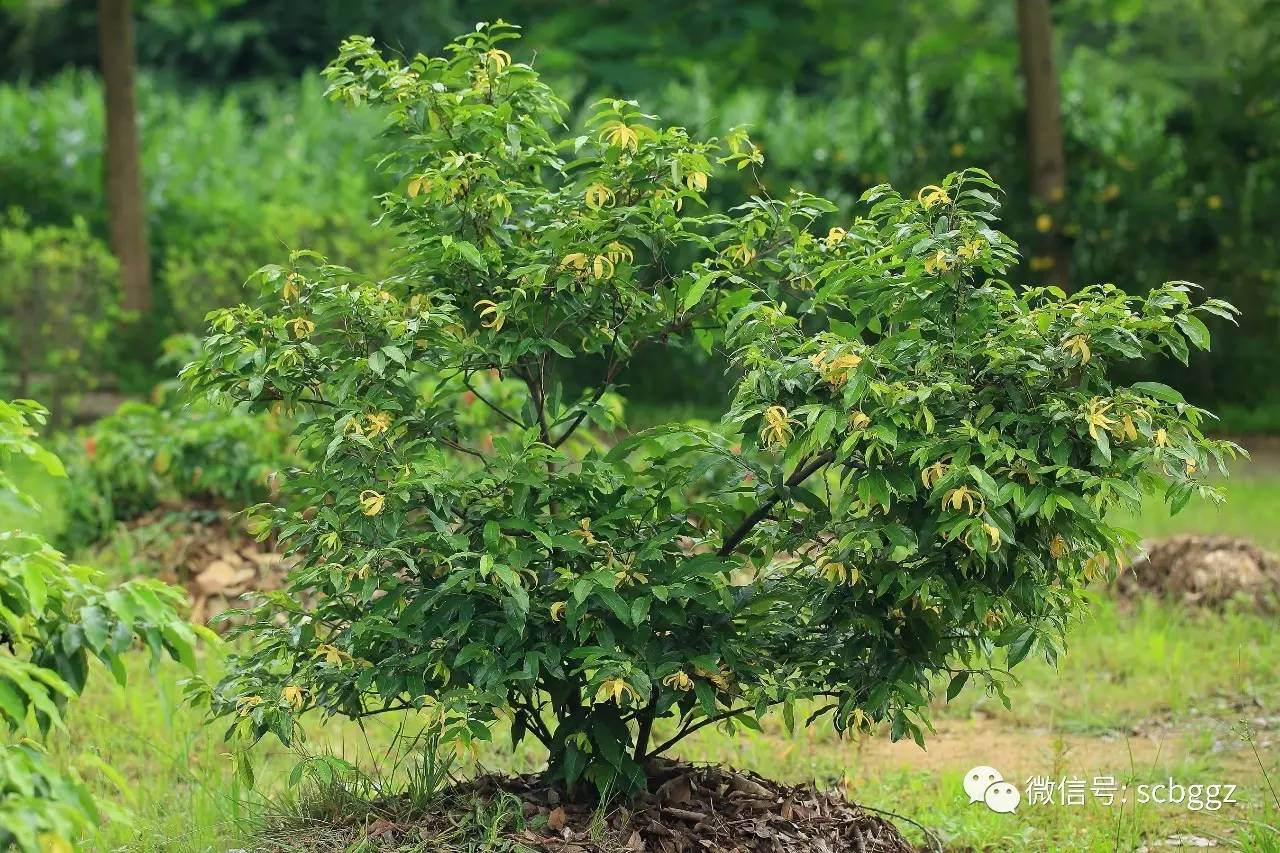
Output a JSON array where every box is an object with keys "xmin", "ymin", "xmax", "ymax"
[
  {"xmin": 97, "ymin": 0, "xmax": 150, "ymax": 313},
  {"xmin": 1016, "ymin": 0, "xmax": 1070, "ymax": 288}
]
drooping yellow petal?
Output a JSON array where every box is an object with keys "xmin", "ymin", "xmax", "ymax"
[
  {"xmin": 359, "ymin": 490, "xmax": 385, "ymax": 516},
  {"xmin": 917, "ymin": 184, "xmax": 951, "ymax": 209},
  {"xmin": 289, "ymin": 317, "xmax": 316, "ymax": 340},
  {"xmin": 584, "ymin": 182, "xmax": 616, "ymax": 209}
]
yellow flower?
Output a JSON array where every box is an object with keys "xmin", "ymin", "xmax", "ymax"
[
  {"xmin": 1065, "ymin": 335, "xmax": 1091, "ymax": 364},
  {"xmin": 1083, "ymin": 553, "xmax": 1111, "ymax": 582},
  {"xmin": 312, "ymin": 643, "xmax": 351, "ymax": 666},
  {"xmin": 917, "ymin": 184, "xmax": 951, "ymax": 209},
  {"xmin": 584, "ymin": 182, "xmax": 615, "ymax": 209},
  {"xmin": 562, "ymin": 252, "xmax": 613, "ymax": 280},
  {"xmin": 1116, "ymin": 413, "xmax": 1138, "ymax": 442},
  {"xmin": 848, "ymin": 410, "xmax": 871, "ymax": 431},
  {"xmin": 604, "ymin": 241, "xmax": 634, "ymax": 265},
  {"xmin": 614, "ymin": 566, "xmax": 648, "ymax": 587},
  {"xmin": 956, "ymin": 238, "xmax": 985, "ymax": 260},
  {"xmin": 1085, "ymin": 398, "xmax": 1115, "ymax": 441},
  {"xmin": 282, "ymin": 272, "xmax": 302, "ymax": 300},
  {"xmin": 1184, "ymin": 458, "xmax": 1197, "ymax": 475},
  {"xmin": 1030, "ymin": 255, "xmax": 1054, "ymax": 272},
  {"xmin": 1154, "ymin": 428, "xmax": 1170, "ymax": 447},
  {"xmin": 662, "ymin": 671, "xmax": 694, "ymax": 691},
  {"xmin": 1036, "ymin": 213, "xmax": 1053, "ymax": 233},
  {"xmin": 485, "ymin": 48, "xmax": 512, "ymax": 70},
  {"xmin": 685, "ymin": 171, "xmax": 709, "ymax": 192},
  {"xmin": 1207, "ymin": 194, "xmax": 1222, "ymax": 210},
  {"xmin": 599, "ymin": 120, "xmax": 639, "ymax": 152},
  {"xmin": 281, "ymin": 684, "xmax": 306, "ymax": 711},
  {"xmin": 950, "ymin": 142, "xmax": 967, "ymax": 158},
  {"xmin": 980, "ymin": 522, "xmax": 1002, "ymax": 550},
  {"xmin": 810, "ymin": 349, "xmax": 862, "ymax": 388},
  {"xmin": 407, "ymin": 176, "xmax": 431, "ymax": 198},
  {"xmin": 818, "ymin": 555, "xmax": 860, "ymax": 585},
  {"xmin": 591, "ymin": 254, "xmax": 615, "ymax": 279},
  {"xmin": 359, "ymin": 490, "xmax": 385, "ymax": 516},
  {"xmin": 725, "ymin": 243, "xmax": 756, "ymax": 266},
  {"xmin": 236, "ymin": 695, "xmax": 263, "ymax": 717},
  {"xmin": 825, "ymin": 227, "xmax": 847, "ymax": 248},
  {"xmin": 759, "ymin": 405, "xmax": 795, "ymax": 449},
  {"xmin": 597, "ymin": 676, "xmax": 641, "ymax": 705},
  {"xmin": 922, "ymin": 250, "xmax": 952, "ymax": 275},
  {"xmin": 289, "ymin": 317, "xmax": 315, "ymax": 340},
  {"xmin": 694, "ymin": 665, "xmax": 730, "ymax": 690},
  {"xmin": 921, "ymin": 461, "xmax": 948, "ymax": 489},
  {"xmin": 570, "ymin": 517, "xmax": 597, "ymax": 546},
  {"xmin": 942, "ymin": 485, "xmax": 983, "ymax": 515},
  {"xmin": 1049, "ymin": 535, "xmax": 1068, "ymax": 560},
  {"xmin": 474, "ymin": 299, "xmax": 505, "ymax": 331},
  {"xmin": 549, "ymin": 601, "xmax": 566, "ymax": 622},
  {"xmin": 365, "ymin": 412, "xmax": 392, "ymax": 437}
]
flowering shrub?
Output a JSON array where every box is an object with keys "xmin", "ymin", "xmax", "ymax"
[
  {"xmin": 0, "ymin": 400, "xmax": 207, "ymax": 850},
  {"xmin": 184, "ymin": 23, "xmax": 1239, "ymax": 798}
]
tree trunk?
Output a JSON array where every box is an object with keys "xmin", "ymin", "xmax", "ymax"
[
  {"xmin": 98, "ymin": 0, "xmax": 152, "ymax": 313},
  {"xmin": 1015, "ymin": 0, "xmax": 1071, "ymax": 289}
]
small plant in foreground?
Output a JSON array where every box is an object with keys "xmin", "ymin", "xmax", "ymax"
[
  {"xmin": 0, "ymin": 399, "xmax": 210, "ymax": 850},
  {"xmin": 183, "ymin": 23, "xmax": 1240, "ymax": 800}
]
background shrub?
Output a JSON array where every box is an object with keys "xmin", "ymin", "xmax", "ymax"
[{"xmin": 0, "ymin": 212, "xmax": 123, "ymax": 422}]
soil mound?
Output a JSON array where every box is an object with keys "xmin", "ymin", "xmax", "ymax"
[{"xmin": 1116, "ymin": 535, "xmax": 1280, "ymax": 610}]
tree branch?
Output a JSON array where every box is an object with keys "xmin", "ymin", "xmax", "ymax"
[
  {"xmin": 717, "ymin": 449, "xmax": 836, "ymax": 557},
  {"xmin": 462, "ymin": 374, "xmax": 525, "ymax": 429}
]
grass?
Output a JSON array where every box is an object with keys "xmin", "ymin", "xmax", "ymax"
[{"xmin": 17, "ymin": 448, "xmax": 1280, "ymax": 850}]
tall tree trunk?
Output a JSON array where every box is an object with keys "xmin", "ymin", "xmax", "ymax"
[
  {"xmin": 1015, "ymin": 0, "xmax": 1071, "ymax": 289},
  {"xmin": 98, "ymin": 0, "xmax": 152, "ymax": 313}
]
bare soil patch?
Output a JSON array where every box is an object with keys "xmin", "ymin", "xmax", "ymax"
[{"xmin": 1115, "ymin": 535, "xmax": 1280, "ymax": 610}]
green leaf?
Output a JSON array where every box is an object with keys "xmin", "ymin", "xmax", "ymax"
[{"xmin": 682, "ymin": 272, "xmax": 716, "ymax": 311}]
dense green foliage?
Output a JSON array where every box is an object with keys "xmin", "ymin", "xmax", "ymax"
[
  {"xmin": 53, "ymin": 392, "xmax": 298, "ymax": 551},
  {"xmin": 0, "ymin": 71, "xmax": 394, "ymax": 387},
  {"xmin": 3, "ymin": 0, "xmax": 1279, "ymax": 419},
  {"xmin": 0, "ymin": 213, "xmax": 123, "ymax": 421},
  {"xmin": 182, "ymin": 25, "xmax": 1236, "ymax": 800},
  {"xmin": 0, "ymin": 399, "xmax": 208, "ymax": 850}
]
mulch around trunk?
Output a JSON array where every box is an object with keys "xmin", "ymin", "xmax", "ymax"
[
  {"xmin": 1115, "ymin": 534, "xmax": 1280, "ymax": 610},
  {"xmin": 258, "ymin": 760, "xmax": 923, "ymax": 852}
]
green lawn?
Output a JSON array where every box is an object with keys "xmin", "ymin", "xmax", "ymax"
[{"xmin": 21, "ymin": 451, "xmax": 1280, "ymax": 851}]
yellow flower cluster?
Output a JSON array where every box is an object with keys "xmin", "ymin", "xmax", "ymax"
[
  {"xmin": 359, "ymin": 490, "xmax": 385, "ymax": 516},
  {"xmin": 809, "ymin": 349, "xmax": 862, "ymax": 388},
  {"xmin": 942, "ymin": 485, "xmax": 984, "ymax": 515},
  {"xmin": 917, "ymin": 184, "xmax": 951, "ymax": 209},
  {"xmin": 759, "ymin": 405, "xmax": 795, "ymax": 449},
  {"xmin": 474, "ymin": 299, "xmax": 505, "ymax": 331},
  {"xmin": 563, "ymin": 252, "xmax": 615, "ymax": 280}
]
